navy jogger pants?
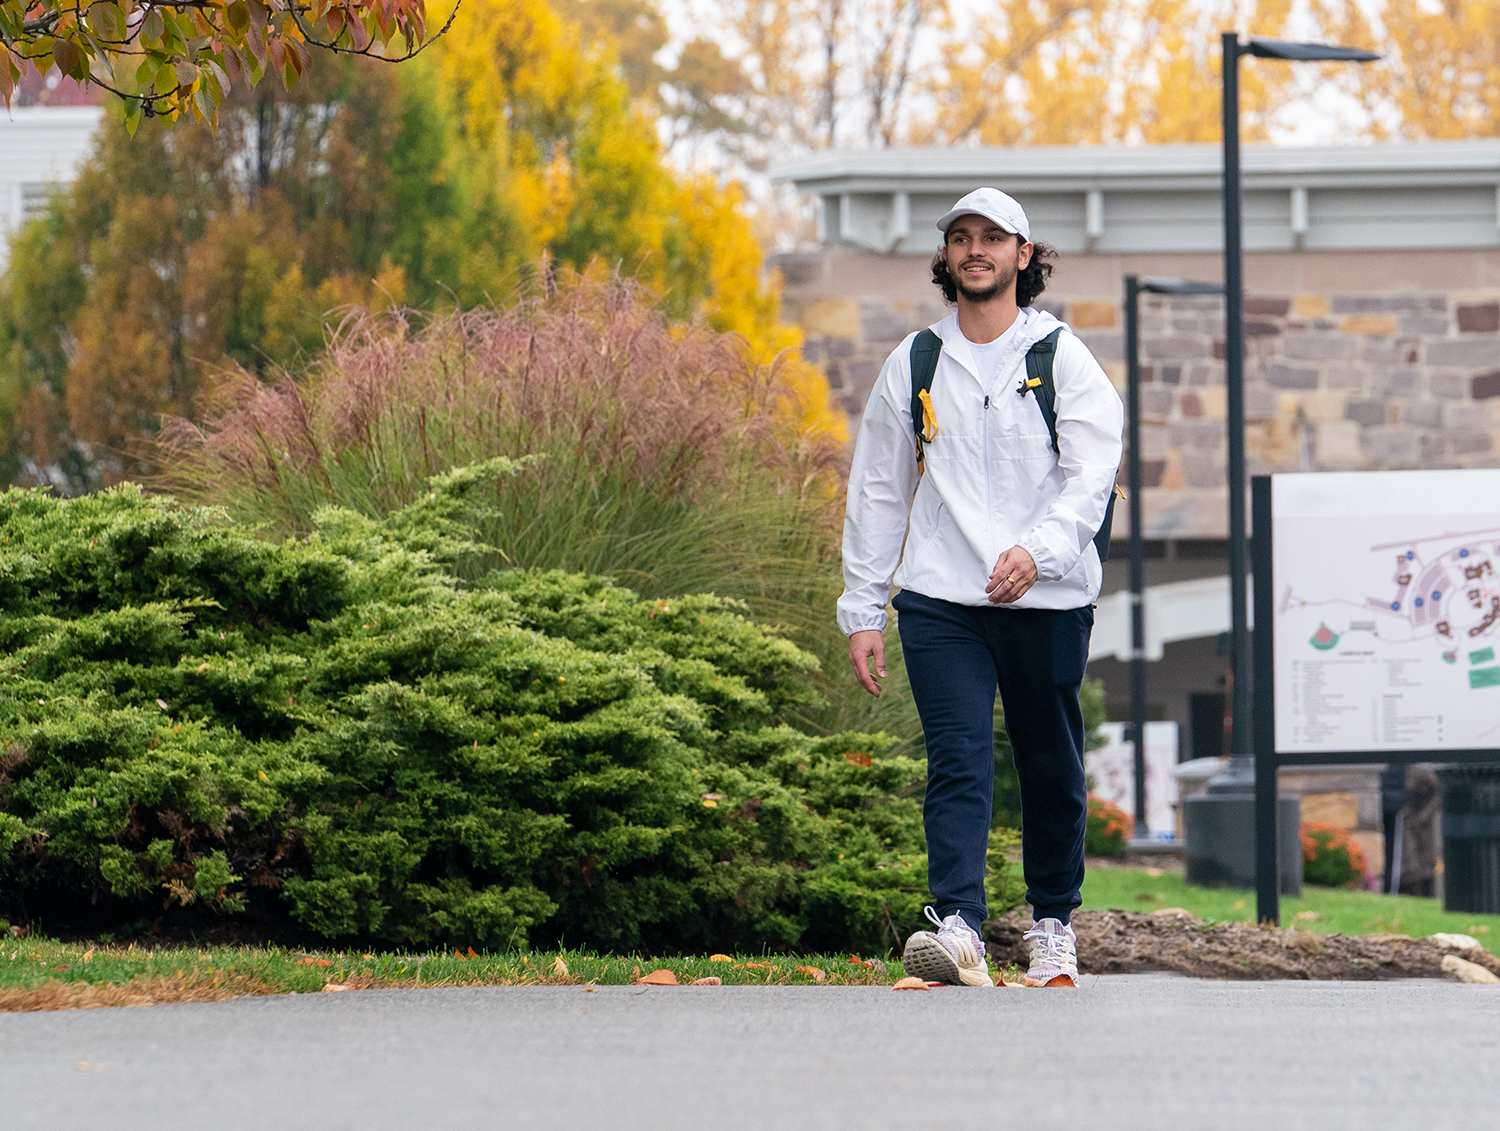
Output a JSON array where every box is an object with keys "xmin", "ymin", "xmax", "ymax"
[{"xmin": 892, "ymin": 588, "xmax": 1092, "ymax": 935}]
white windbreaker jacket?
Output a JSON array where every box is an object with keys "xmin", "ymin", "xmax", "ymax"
[{"xmin": 837, "ymin": 308, "xmax": 1125, "ymax": 635}]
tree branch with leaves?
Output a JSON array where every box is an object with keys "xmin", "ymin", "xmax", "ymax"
[{"xmin": 1, "ymin": 0, "xmax": 456, "ymax": 132}]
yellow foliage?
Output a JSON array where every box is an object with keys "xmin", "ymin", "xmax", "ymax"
[
  {"xmin": 1313, "ymin": 0, "xmax": 1500, "ymax": 140},
  {"xmin": 916, "ymin": 0, "xmax": 1297, "ymax": 145}
]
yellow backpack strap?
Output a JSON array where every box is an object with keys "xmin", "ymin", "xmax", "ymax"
[
  {"xmin": 909, "ymin": 329, "xmax": 943, "ymax": 476},
  {"xmin": 917, "ymin": 389, "xmax": 939, "ymax": 443}
]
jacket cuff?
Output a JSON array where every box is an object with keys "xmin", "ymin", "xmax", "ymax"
[
  {"xmin": 840, "ymin": 613, "xmax": 889, "ymax": 636},
  {"xmin": 1016, "ymin": 533, "xmax": 1059, "ymax": 582}
]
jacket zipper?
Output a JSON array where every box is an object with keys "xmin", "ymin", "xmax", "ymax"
[{"xmin": 983, "ymin": 393, "xmax": 994, "ymax": 560}]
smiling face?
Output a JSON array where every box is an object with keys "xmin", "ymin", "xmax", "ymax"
[{"xmin": 940, "ymin": 215, "xmax": 1034, "ymax": 304}]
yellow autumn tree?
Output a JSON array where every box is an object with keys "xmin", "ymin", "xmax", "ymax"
[
  {"xmin": 1310, "ymin": 0, "xmax": 1500, "ymax": 140},
  {"xmin": 920, "ymin": 0, "xmax": 1295, "ymax": 146},
  {"xmin": 427, "ymin": 0, "xmax": 843, "ymax": 438},
  {"xmin": 1, "ymin": 0, "xmax": 843, "ymax": 489}
]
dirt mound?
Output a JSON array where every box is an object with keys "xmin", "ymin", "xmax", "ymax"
[{"xmin": 985, "ymin": 910, "xmax": 1500, "ymax": 981}]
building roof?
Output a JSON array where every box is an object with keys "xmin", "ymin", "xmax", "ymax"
[{"xmin": 771, "ymin": 140, "xmax": 1500, "ymax": 254}]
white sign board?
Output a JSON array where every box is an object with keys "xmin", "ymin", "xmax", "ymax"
[
  {"xmin": 1087, "ymin": 722, "xmax": 1180, "ymax": 838},
  {"xmin": 1273, "ymin": 470, "xmax": 1500, "ymax": 754}
]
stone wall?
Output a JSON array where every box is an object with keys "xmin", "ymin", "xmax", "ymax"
[{"xmin": 776, "ymin": 249, "xmax": 1500, "ymax": 537}]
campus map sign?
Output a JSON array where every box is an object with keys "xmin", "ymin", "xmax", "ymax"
[{"xmin": 1272, "ymin": 469, "xmax": 1500, "ymax": 755}]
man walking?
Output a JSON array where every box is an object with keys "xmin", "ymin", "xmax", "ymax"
[{"xmin": 839, "ymin": 188, "xmax": 1124, "ymax": 987}]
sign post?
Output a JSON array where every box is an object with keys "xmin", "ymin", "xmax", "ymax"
[{"xmin": 1253, "ymin": 470, "xmax": 1500, "ymax": 925}]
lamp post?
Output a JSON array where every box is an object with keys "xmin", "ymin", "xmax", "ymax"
[
  {"xmin": 1219, "ymin": 34, "xmax": 1380, "ymax": 771},
  {"xmin": 1124, "ymin": 276, "xmax": 1223, "ymax": 841},
  {"xmin": 1186, "ymin": 33, "xmax": 1379, "ymax": 900}
]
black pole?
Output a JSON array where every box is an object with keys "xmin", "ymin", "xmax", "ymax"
[
  {"xmin": 1125, "ymin": 275, "xmax": 1147, "ymax": 838},
  {"xmin": 1222, "ymin": 32, "xmax": 1251, "ymax": 765},
  {"xmin": 1252, "ymin": 476, "xmax": 1278, "ymax": 924}
]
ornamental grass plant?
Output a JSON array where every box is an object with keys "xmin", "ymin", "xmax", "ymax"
[{"xmin": 152, "ymin": 279, "xmax": 932, "ymax": 742}]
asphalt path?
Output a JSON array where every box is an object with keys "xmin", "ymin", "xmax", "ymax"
[{"xmin": 4, "ymin": 976, "xmax": 1498, "ymax": 1130}]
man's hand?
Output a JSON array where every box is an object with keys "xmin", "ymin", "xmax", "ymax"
[
  {"xmin": 848, "ymin": 629, "xmax": 886, "ymax": 697},
  {"xmin": 986, "ymin": 546, "xmax": 1038, "ymax": 604}
]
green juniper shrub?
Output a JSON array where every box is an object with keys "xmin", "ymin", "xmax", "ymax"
[{"xmin": 0, "ymin": 466, "xmax": 929, "ymax": 954}]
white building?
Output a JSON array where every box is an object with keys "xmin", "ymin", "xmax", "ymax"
[{"xmin": 0, "ymin": 106, "xmax": 105, "ymax": 268}]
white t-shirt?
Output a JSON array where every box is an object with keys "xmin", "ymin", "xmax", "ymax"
[{"xmin": 963, "ymin": 318, "xmax": 1023, "ymax": 394}]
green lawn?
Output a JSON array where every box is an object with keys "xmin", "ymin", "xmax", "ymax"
[
  {"xmin": 1083, "ymin": 866, "xmax": 1500, "ymax": 954},
  {"xmin": 0, "ymin": 939, "xmax": 904, "ymax": 1008}
]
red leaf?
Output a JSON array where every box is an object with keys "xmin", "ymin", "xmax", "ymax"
[
  {"xmin": 637, "ymin": 968, "xmax": 679, "ymax": 985},
  {"xmin": 843, "ymin": 751, "xmax": 873, "ymax": 767}
]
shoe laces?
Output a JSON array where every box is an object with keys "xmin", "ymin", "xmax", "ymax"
[
  {"xmin": 923, "ymin": 905, "xmax": 981, "ymax": 967},
  {"xmin": 1023, "ymin": 920, "xmax": 1075, "ymax": 962}
]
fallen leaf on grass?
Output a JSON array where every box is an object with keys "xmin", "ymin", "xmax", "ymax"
[
  {"xmin": 892, "ymin": 977, "xmax": 931, "ymax": 991},
  {"xmin": 1293, "ymin": 911, "xmax": 1323, "ymax": 922},
  {"xmin": 296, "ymin": 958, "xmax": 333, "ymax": 967},
  {"xmin": 553, "ymin": 957, "xmax": 569, "ymax": 978},
  {"xmin": 691, "ymin": 977, "xmax": 722, "ymax": 986},
  {"xmin": 638, "ymin": 969, "xmax": 679, "ymax": 985},
  {"xmin": 795, "ymin": 965, "xmax": 827, "ymax": 983},
  {"xmin": 742, "ymin": 962, "xmax": 774, "ymax": 970},
  {"xmin": 321, "ymin": 983, "xmax": 354, "ymax": 993},
  {"xmin": 709, "ymin": 954, "xmax": 735, "ymax": 963}
]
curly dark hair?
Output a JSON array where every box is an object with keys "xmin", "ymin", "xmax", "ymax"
[{"xmin": 930, "ymin": 237, "xmax": 1057, "ymax": 308}]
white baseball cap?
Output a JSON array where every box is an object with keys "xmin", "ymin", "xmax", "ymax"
[{"xmin": 936, "ymin": 187, "xmax": 1031, "ymax": 243}]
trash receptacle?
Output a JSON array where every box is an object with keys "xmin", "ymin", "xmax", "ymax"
[{"xmin": 1438, "ymin": 764, "xmax": 1500, "ymax": 915}]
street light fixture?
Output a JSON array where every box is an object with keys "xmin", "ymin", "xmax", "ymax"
[
  {"xmin": 1218, "ymin": 32, "xmax": 1380, "ymax": 776},
  {"xmin": 1123, "ymin": 276, "xmax": 1223, "ymax": 842}
]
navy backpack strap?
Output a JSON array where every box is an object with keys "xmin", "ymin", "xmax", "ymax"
[
  {"xmin": 1022, "ymin": 328, "xmax": 1065, "ymax": 453},
  {"xmin": 1023, "ymin": 327, "xmax": 1120, "ymax": 562},
  {"xmin": 909, "ymin": 329, "xmax": 943, "ymax": 475}
]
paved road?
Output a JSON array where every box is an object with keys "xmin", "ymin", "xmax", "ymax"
[{"xmin": 4, "ymin": 976, "xmax": 1498, "ymax": 1130}]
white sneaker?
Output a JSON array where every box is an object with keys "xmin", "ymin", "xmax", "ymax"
[
  {"xmin": 902, "ymin": 906, "xmax": 995, "ymax": 987},
  {"xmin": 1021, "ymin": 918, "xmax": 1079, "ymax": 987}
]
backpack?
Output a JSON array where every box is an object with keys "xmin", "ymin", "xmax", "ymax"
[{"xmin": 909, "ymin": 326, "xmax": 1122, "ymax": 563}]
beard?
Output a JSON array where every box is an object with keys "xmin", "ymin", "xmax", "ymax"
[{"xmin": 953, "ymin": 257, "xmax": 1018, "ymax": 303}]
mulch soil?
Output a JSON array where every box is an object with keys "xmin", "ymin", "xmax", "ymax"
[{"xmin": 985, "ymin": 909, "xmax": 1500, "ymax": 981}]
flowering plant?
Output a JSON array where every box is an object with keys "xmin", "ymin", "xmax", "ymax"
[
  {"xmin": 1301, "ymin": 822, "xmax": 1367, "ymax": 888},
  {"xmin": 1085, "ymin": 796, "xmax": 1133, "ymax": 857}
]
